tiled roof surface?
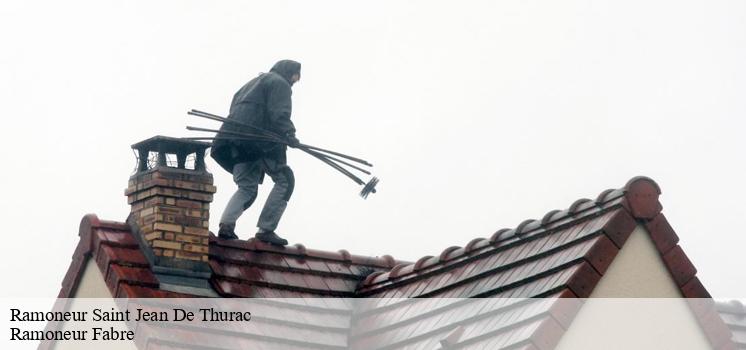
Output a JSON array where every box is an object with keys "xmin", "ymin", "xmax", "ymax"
[
  {"xmin": 58, "ymin": 215, "xmax": 400, "ymax": 299},
  {"xmin": 54, "ymin": 176, "xmax": 737, "ymax": 350},
  {"xmin": 717, "ymin": 301, "xmax": 746, "ymax": 349},
  {"xmin": 349, "ymin": 293, "xmax": 580, "ymax": 350},
  {"xmin": 128, "ymin": 299, "xmax": 354, "ymax": 350},
  {"xmin": 356, "ymin": 177, "xmax": 705, "ymax": 300}
]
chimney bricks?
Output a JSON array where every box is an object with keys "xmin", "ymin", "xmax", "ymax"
[{"xmin": 126, "ymin": 169, "xmax": 215, "ymax": 262}]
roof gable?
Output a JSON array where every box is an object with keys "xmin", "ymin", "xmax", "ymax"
[
  {"xmin": 53, "ymin": 176, "xmax": 737, "ymax": 350},
  {"xmin": 357, "ymin": 177, "xmax": 704, "ymax": 300},
  {"xmin": 587, "ymin": 225, "xmax": 685, "ymax": 297},
  {"xmin": 58, "ymin": 176, "xmax": 712, "ymax": 300}
]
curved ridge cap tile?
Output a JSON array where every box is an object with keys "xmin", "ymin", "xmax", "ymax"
[
  {"xmin": 624, "ymin": 175, "xmax": 662, "ymax": 194},
  {"xmin": 234, "ymin": 238, "xmax": 259, "ymax": 250},
  {"xmin": 305, "ymin": 248, "xmax": 353, "ymax": 261},
  {"xmin": 362, "ymin": 271, "xmax": 385, "ymax": 286},
  {"xmin": 439, "ymin": 246, "xmax": 462, "ymax": 261},
  {"xmin": 515, "ymin": 219, "xmax": 538, "ymax": 236},
  {"xmin": 80, "ymin": 213, "xmax": 101, "ymax": 235},
  {"xmin": 497, "ymin": 228, "xmax": 517, "ymax": 242},
  {"xmin": 568, "ymin": 198, "xmax": 592, "ymax": 215},
  {"xmin": 451, "ymin": 247, "xmax": 466, "ymax": 259},
  {"xmin": 398, "ymin": 263, "xmax": 415, "ymax": 277},
  {"xmin": 369, "ymin": 271, "xmax": 391, "ymax": 285},
  {"xmin": 380, "ymin": 254, "xmax": 396, "ymax": 268},
  {"xmin": 388, "ymin": 263, "xmax": 412, "ymax": 279},
  {"xmin": 541, "ymin": 210, "xmax": 561, "ymax": 225},
  {"xmin": 293, "ymin": 243, "xmax": 307, "ymax": 255},
  {"xmin": 465, "ymin": 238, "xmax": 488, "ymax": 253},
  {"xmin": 240, "ymin": 239, "xmax": 310, "ymax": 256},
  {"xmin": 76, "ymin": 214, "xmax": 102, "ymax": 256},
  {"xmin": 420, "ymin": 255, "xmax": 441, "ymax": 270},
  {"xmin": 474, "ymin": 239, "xmax": 491, "ymax": 251},
  {"xmin": 577, "ymin": 199, "xmax": 600, "ymax": 216},
  {"xmin": 244, "ymin": 237, "xmax": 259, "ymax": 250},
  {"xmin": 489, "ymin": 228, "xmax": 512, "ymax": 243},
  {"xmin": 549, "ymin": 209, "xmax": 569, "ymax": 224},
  {"xmin": 414, "ymin": 255, "xmax": 434, "ymax": 270},
  {"xmin": 521, "ymin": 219, "xmax": 542, "ymax": 235},
  {"xmin": 624, "ymin": 176, "xmax": 663, "ymax": 220},
  {"xmin": 595, "ymin": 188, "xmax": 626, "ymax": 204},
  {"xmin": 523, "ymin": 220, "xmax": 542, "ymax": 234},
  {"xmin": 595, "ymin": 189, "xmax": 614, "ymax": 204},
  {"xmin": 337, "ymin": 249, "xmax": 352, "ymax": 262}
]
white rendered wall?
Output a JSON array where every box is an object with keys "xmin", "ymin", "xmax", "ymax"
[
  {"xmin": 52, "ymin": 259, "xmax": 137, "ymax": 350},
  {"xmin": 70, "ymin": 259, "xmax": 111, "ymax": 298},
  {"xmin": 553, "ymin": 225, "xmax": 713, "ymax": 350}
]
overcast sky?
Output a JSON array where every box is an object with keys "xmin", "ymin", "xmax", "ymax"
[{"xmin": 1, "ymin": 0, "xmax": 744, "ymax": 298}]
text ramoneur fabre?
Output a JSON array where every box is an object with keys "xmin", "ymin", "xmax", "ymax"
[{"xmin": 9, "ymin": 307, "xmax": 251, "ymax": 341}]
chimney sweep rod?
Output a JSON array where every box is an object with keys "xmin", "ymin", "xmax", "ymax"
[
  {"xmin": 189, "ymin": 109, "xmax": 373, "ymax": 167},
  {"xmin": 303, "ymin": 148, "xmax": 372, "ymax": 175},
  {"xmin": 185, "ymin": 127, "xmax": 370, "ymax": 183},
  {"xmin": 188, "ymin": 110, "xmax": 285, "ymax": 142},
  {"xmin": 186, "ymin": 126, "xmax": 281, "ymax": 142},
  {"xmin": 190, "ymin": 109, "xmax": 371, "ymax": 166},
  {"xmin": 300, "ymin": 143, "xmax": 372, "ymax": 167},
  {"xmin": 182, "ymin": 136, "xmax": 371, "ymax": 175},
  {"xmin": 182, "ymin": 136, "xmax": 271, "ymax": 142},
  {"xmin": 303, "ymin": 147, "xmax": 365, "ymax": 185},
  {"xmin": 183, "ymin": 134, "xmax": 278, "ymax": 141}
]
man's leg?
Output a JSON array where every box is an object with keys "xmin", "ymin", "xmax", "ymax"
[
  {"xmin": 218, "ymin": 161, "xmax": 262, "ymax": 239},
  {"xmin": 255, "ymin": 158, "xmax": 294, "ymax": 245}
]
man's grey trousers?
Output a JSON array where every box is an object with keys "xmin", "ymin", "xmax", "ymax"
[{"xmin": 219, "ymin": 158, "xmax": 294, "ymax": 232}]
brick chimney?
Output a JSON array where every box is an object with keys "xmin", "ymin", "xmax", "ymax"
[{"xmin": 125, "ymin": 136, "xmax": 217, "ymax": 296}]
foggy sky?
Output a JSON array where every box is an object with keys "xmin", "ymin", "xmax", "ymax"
[{"xmin": 1, "ymin": 0, "xmax": 744, "ymax": 297}]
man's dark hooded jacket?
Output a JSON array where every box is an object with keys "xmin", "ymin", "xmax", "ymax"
[{"xmin": 211, "ymin": 60, "xmax": 301, "ymax": 173}]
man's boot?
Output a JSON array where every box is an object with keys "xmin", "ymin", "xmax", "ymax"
[
  {"xmin": 255, "ymin": 230, "xmax": 288, "ymax": 246},
  {"xmin": 218, "ymin": 223, "xmax": 239, "ymax": 240}
]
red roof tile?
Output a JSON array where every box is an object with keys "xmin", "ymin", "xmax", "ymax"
[
  {"xmin": 57, "ymin": 214, "xmax": 400, "ymax": 299},
  {"xmin": 52, "ymin": 176, "xmax": 737, "ymax": 350},
  {"xmin": 717, "ymin": 301, "xmax": 746, "ymax": 349}
]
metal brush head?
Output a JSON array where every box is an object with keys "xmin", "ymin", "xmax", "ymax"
[{"xmin": 360, "ymin": 177, "xmax": 379, "ymax": 199}]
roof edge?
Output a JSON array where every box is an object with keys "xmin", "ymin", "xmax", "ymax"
[
  {"xmin": 58, "ymin": 214, "xmax": 132, "ymax": 298},
  {"xmin": 58, "ymin": 214, "xmax": 106, "ymax": 298},
  {"xmin": 623, "ymin": 176, "xmax": 663, "ymax": 221},
  {"xmin": 212, "ymin": 236, "xmax": 406, "ymax": 269}
]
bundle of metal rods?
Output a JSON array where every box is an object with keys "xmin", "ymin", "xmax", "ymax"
[{"xmin": 184, "ymin": 109, "xmax": 379, "ymax": 199}]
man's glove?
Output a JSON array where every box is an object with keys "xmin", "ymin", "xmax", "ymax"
[{"xmin": 286, "ymin": 134, "xmax": 300, "ymax": 147}]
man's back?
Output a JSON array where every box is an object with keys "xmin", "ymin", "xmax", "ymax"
[{"xmin": 227, "ymin": 71, "xmax": 292, "ymax": 132}]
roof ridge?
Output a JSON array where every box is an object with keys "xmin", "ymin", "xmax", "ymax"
[
  {"xmin": 211, "ymin": 236, "xmax": 407, "ymax": 269},
  {"xmin": 358, "ymin": 183, "xmax": 632, "ymax": 290},
  {"xmin": 210, "ymin": 252, "xmax": 366, "ymax": 280}
]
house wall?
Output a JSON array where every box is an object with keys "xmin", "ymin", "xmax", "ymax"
[
  {"xmin": 553, "ymin": 225, "xmax": 713, "ymax": 350},
  {"xmin": 71, "ymin": 259, "xmax": 111, "ymax": 298},
  {"xmin": 51, "ymin": 259, "xmax": 137, "ymax": 350},
  {"xmin": 589, "ymin": 224, "xmax": 683, "ymax": 298}
]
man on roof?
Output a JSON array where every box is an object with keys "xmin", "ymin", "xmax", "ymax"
[{"xmin": 210, "ymin": 59, "xmax": 302, "ymax": 246}]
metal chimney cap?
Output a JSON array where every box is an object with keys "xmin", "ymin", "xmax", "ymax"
[
  {"xmin": 131, "ymin": 135, "xmax": 212, "ymax": 173},
  {"xmin": 131, "ymin": 135, "xmax": 211, "ymax": 154}
]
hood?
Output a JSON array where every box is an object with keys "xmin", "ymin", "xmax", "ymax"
[{"xmin": 270, "ymin": 60, "xmax": 301, "ymax": 85}]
